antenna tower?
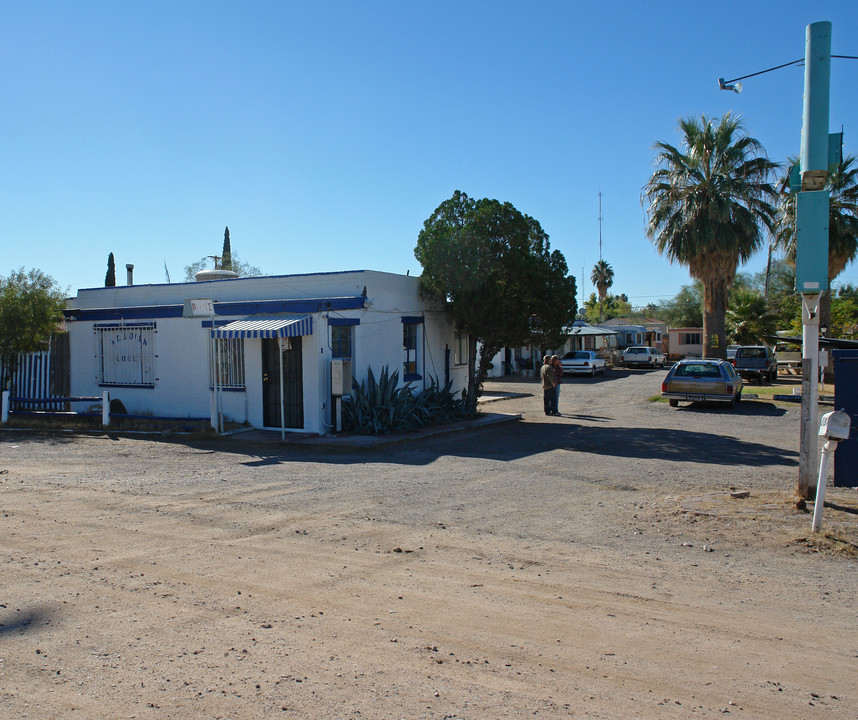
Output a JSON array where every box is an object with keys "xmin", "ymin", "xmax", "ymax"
[{"xmin": 598, "ymin": 191, "xmax": 603, "ymax": 261}]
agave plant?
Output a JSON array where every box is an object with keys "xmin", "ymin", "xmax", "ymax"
[{"xmin": 341, "ymin": 367, "xmax": 467, "ymax": 435}]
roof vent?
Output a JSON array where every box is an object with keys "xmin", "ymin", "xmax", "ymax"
[{"xmin": 195, "ymin": 269, "xmax": 239, "ymax": 282}]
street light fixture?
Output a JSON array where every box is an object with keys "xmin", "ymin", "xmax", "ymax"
[{"xmin": 718, "ymin": 77, "xmax": 742, "ymax": 93}]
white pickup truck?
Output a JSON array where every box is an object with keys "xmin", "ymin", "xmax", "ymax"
[{"xmin": 621, "ymin": 346, "xmax": 666, "ymax": 368}]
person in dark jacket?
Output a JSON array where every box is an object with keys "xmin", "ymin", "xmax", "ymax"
[
  {"xmin": 540, "ymin": 355, "xmax": 557, "ymax": 416},
  {"xmin": 551, "ymin": 355, "xmax": 563, "ymax": 415}
]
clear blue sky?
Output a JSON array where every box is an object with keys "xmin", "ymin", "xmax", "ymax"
[{"xmin": 3, "ymin": 1, "xmax": 857, "ymax": 306}]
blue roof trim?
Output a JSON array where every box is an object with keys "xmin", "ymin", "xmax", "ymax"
[
  {"xmin": 93, "ymin": 321, "xmax": 157, "ymax": 328},
  {"xmin": 65, "ymin": 296, "xmax": 365, "ymax": 322},
  {"xmin": 401, "ymin": 316, "xmax": 424, "ymax": 324},
  {"xmin": 328, "ymin": 318, "xmax": 360, "ymax": 326},
  {"xmin": 74, "ymin": 269, "xmax": 373, "ymax": 293}
]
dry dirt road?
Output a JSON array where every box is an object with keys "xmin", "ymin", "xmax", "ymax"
[{"xmin": 1, "ymin": 370, "xmax": 856, "ymax": 719}]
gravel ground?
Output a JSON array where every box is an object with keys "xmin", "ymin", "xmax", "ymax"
[{"xmin": 1, "ymin": 368, "xmax": 856, "ymax": 719}]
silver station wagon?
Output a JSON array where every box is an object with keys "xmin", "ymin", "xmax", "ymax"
[{"xmin": 661, "ymin": 358, "xmax": 743, "ymax": 408}]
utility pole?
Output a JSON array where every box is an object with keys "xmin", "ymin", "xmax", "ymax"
[{"xmin": 796, "ymin": 21, "xmax": 832, "ymax": 498}]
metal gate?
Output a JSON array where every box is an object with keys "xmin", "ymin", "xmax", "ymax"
[{"xmin": 262, "ymin": 337, "xmax": 304, "ymax": 429}]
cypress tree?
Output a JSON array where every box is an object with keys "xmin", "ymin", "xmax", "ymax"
[
  {"xmin": 222, "ymin": 227, "xmax": 232, "ymax": 271},
  {"xmin": 105, "ymin": 252, "xmax": 116, "ymax": 287}
]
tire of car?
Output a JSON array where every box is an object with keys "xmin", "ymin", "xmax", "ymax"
[
  {"xmin": 669, "ymin": 399, "xmax": 679, "ymax": 407},
  {"xmin": 736, "ymin": 389, "xmax": 742, "ymax": 404},
  {"xmin": 591, "ymin": 366, "xmax": 596, "ymax": 377}
]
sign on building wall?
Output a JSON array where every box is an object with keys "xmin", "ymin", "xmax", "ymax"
[{"xmin": 183, "ymin": 298, "xmax": 215, "ymax": 317}]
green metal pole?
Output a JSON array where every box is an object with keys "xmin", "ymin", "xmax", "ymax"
[
  {"xmin": 798, "ymin": 20, "xmax": 832, "ymax": 498},
  {"xmin": 800, "ymin": 21, "xmax": 832, "ymax": 189}
]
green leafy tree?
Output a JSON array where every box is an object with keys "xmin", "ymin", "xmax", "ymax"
[
  {"xmin": 583, "ymin": 292, "xmax": 631, "ymax": 323},
  {"xmin": 774, "ymin": 155, "xmax": 858, "ymax": 336},
  {"xmin": 836, "ymin": 282, "xmax": 858, "ymax": 300},
  {"xmin": 643, "ymin": 113, "xmax": 778, "ymax": 358},
  {"xmin": 651, "ymin": 282, "xmax": 703, "ymax": 328},
  {"xmin": 830, "ymin": 293, "xmax": 858, "ymax": 340},
  {"xmin": 105, "ymin": 252, "xmax": 116, "ymax": 287},
  {"xmin": 762, "ymin": 259, "xmax": 801, "ymax": 333},
  {"xmin": 726, "ymin": 289, "xmax": 778, "ymax": 345},
  {"xmin": 0, "ymin": 268, "xmax": 67, "ymax": 390},
  {"xmin": 415, "ymin": 190, "xmax": 577, "ymax": 415},
  {"xmin": 221, "ymin": 226, "xmax": 232, "ymax": 271}
]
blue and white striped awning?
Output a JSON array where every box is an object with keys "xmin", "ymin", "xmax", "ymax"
[{"xmin": 211, "ymin": 315, "xmax": 313, "ymax": 339}]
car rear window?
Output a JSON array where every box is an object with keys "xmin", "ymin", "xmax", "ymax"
[
  {"xmin": 675, "ymin": 364, "xmax": 723, "ymax": 378},
  {"xmin": 739, "ymin": 348, "xmax": 767, "ymax": 358},
  {"xmin": 572, "ymin": 352, "xmax": 589, "ymax": 359}
]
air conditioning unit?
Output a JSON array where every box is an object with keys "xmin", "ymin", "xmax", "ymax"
[{"xmin": 331, "ymin": 358, "xmax": 352, "ymax": 396}]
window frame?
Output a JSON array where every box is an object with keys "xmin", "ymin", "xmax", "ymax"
[
  {"xmin": 211, "ymin": 337, "xmax": 246, "ymax": 391},
  {"xmin": 402, "ymin": 316, "xmax": 423, "ymax": 381},
  {"xmin": 94, "ymin": 322, "xmax": 156, "ymax": 388},
  {"xmin": 331, "ymin": 324, "xmax": 353, "ymax": 360},
  {"xmin": 453, "ymin": 330, "xmax": 469, "ymax": 366}
]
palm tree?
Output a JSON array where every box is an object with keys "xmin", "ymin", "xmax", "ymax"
[
  {"xmin": 774, "ymin": 154, "xmax": 858, "ymax": 335},
  {"xmin": 590, "ymin": 260, "xmax": 614, "ymax": 303},
  {"xmin": 643, "ymin": 113, "xmax": 778, "ymax": 359},
  {"xmin": 727, "ymin": 289, "xmax": 778, "ymax": 345}
]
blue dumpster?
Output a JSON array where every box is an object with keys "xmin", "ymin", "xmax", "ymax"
[{"xmin": 833, "ymin": 349, "xmax": 858, "ymax": 487}]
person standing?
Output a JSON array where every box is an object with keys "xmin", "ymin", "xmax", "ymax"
[
  {"xmin": 551, "ymin": 355, "xmax": 563, "ymax": 415},
  {"xmin": 540, "ymin": 355, "xmax": 557, "ymax": 416}
]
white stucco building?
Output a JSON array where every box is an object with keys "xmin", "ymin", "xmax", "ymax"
[{"xmin": 63, "ymin": 270, "xmax": 468, "ymax": 435}]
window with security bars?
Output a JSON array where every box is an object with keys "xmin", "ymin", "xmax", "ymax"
[
  {"xmin": 403, "ymin": 322, "xmax": 420, "ymax": 379},
  {"xmin": 331, "ymin": 325, "xmax": 352, "ymax": 359},
  {"xmin": 95, "ymin": 323, "xmax": 155, "ymax": 387},
  {"xmin": 680, "ymin": 332, "xmax": 702, "ymax": 345},
  {"xmin": 211, "ymin": 338, "xmax": 245, "ymax": 389}
]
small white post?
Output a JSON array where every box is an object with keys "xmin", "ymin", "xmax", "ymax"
[
  {"xmin": 1, "ymin": 390, "xmax": 9, "ymax": 424},
  {"xmin": 811, "ymin": 439, "xmax": 836, "ymax": 533},
  {"xmin": 102, "ymin": 391, "xmax": 110, "ymax": 427}
]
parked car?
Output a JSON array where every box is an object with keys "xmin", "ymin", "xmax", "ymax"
[
  {"xmin": 560, "ymin": 350, "xmax": 606, "ymax": 376},
  {"xmin": 661, "ymin": 358, "xmax": 743, "ymax": 408},
  {"xmin": 621, "ymin": 346, "xmax": 665, "ymax": 368},
  {"xmin": 727, "ymin": 344, "xmax": 740, "ymax": 361},
  {"xmin": 733, "ymin": 345, "xmax": 777, "ymax": 383}
]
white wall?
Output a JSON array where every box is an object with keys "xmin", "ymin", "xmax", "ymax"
[{"xmin": 66, "ymin": 270, "xmax": 467, "ymax": 434}]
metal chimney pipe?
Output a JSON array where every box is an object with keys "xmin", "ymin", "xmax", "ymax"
[{"xmin": 126, "ymin": 264, "xmax": 134, "ymax": 285}]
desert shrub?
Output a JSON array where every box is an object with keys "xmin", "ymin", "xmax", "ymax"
[{"xmin": 341, "ymin": 366, "xmax": 467, "ymax": 435}]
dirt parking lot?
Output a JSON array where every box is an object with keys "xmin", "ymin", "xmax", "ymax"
[{"xmin": 1, "ymin": 369, "xmax": 856, "ymax": 719}]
